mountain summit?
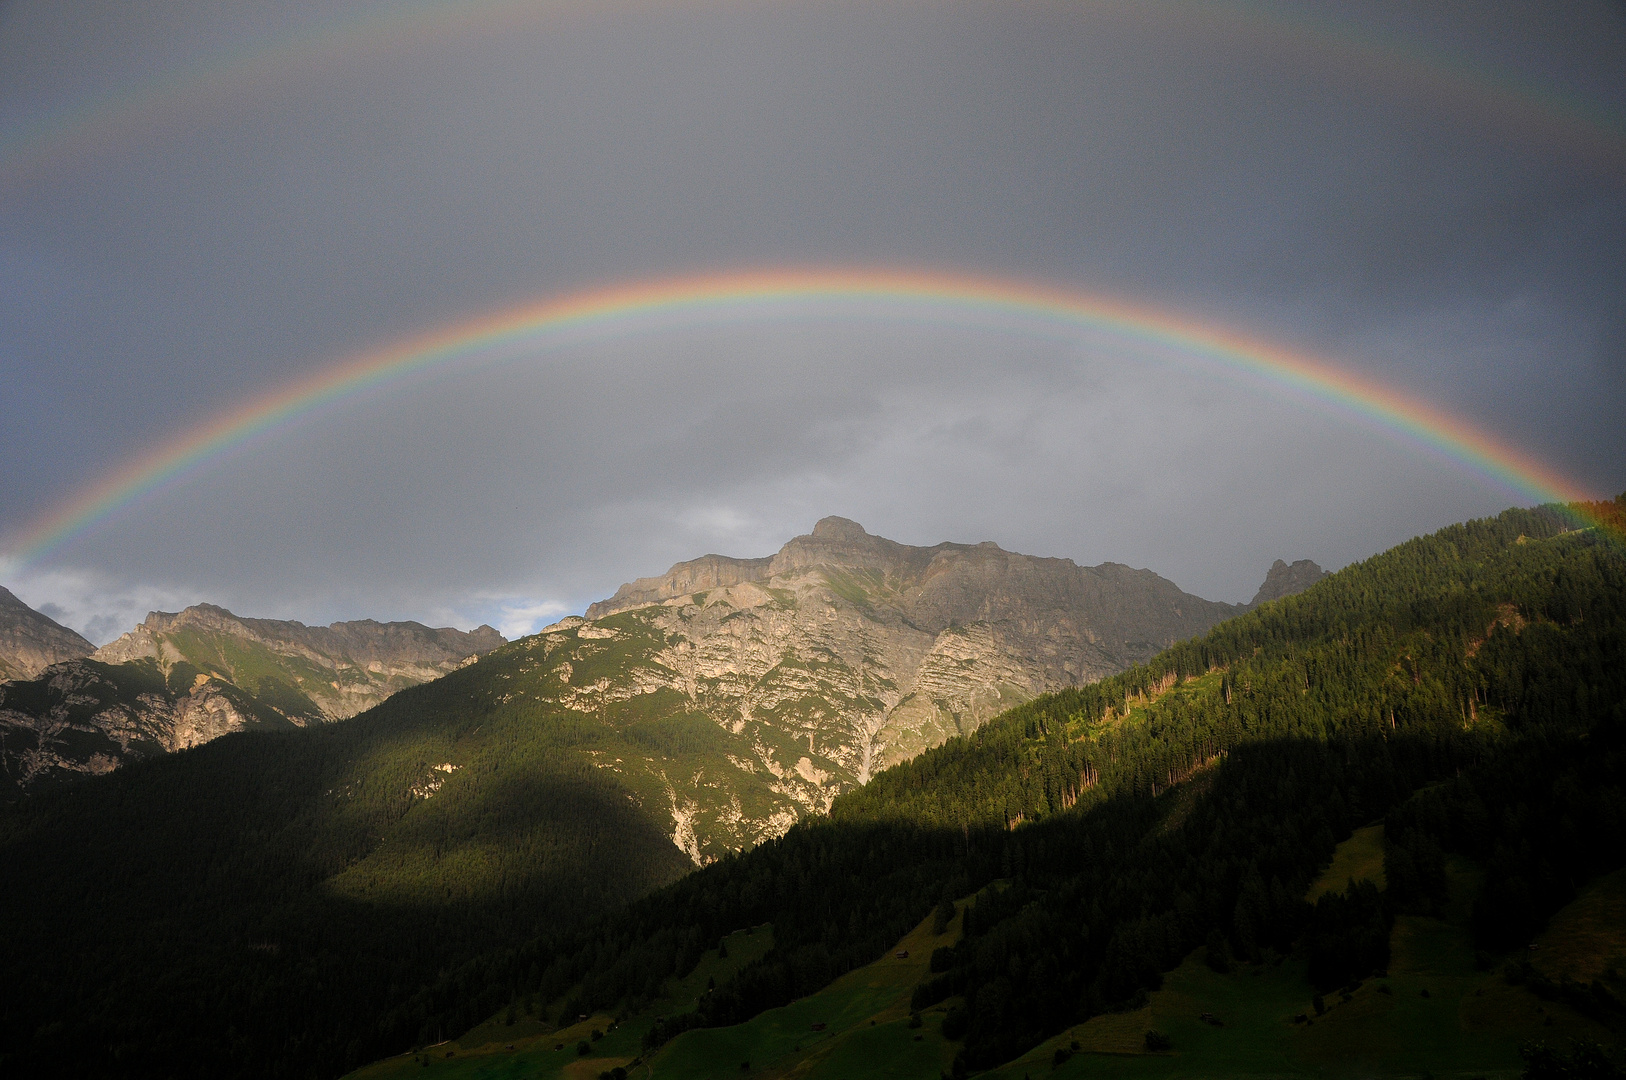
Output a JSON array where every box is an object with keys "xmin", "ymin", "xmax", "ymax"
[
  {"xmin": 539, "ymin": 518, "xmax": 1257, "ymax": 858},
  {"xmin": 1248, "ymin": 557, "xmax": 1329, "ymax": 607}
]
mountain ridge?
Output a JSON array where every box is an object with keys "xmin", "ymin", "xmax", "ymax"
[
  {"xmin": 0, "ymin": 586, "xmax": 94, "ymax": 681},
  {"xmin": 93, "ymin": 602, "xmax": 503, "ymax": 717},
  {"xmin": 2, "ymin": 501, "xmax": 1572, "ymax": 1080},
  {"xmin": 0, "ymin": 603, "xmax": 504, "ymax": 795}
]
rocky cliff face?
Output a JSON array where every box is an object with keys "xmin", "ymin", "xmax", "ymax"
[
  {"xmin": 0, "ymin": 586, "xmax": 94, "ymax": 681},
  {"xmin": 529, "ymin": 517, "xmax": 1248, "ymax": 861},
  {"xmin": 0, "ymin": 658, "xmax": 304, "ymax": 795},
  {"xmin": 0, "ymin": 606, "xmax": 503, "ymax": 796},
  {"xmin": 1248, "ymin": 558, "xmax": 1328, "ymax": 607}
]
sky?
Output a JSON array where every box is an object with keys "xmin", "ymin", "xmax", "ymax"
[{"xmin": 1, "ymin": 0, "xmax": 1623, "ymax": 644}]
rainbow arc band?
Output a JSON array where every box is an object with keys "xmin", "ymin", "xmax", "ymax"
[
  {"xmin": 2, "ymin": 267, "xmax": 1606, "ymax": 569},
  {"xmin": 2, "ymin": 0, "xmax": 1622, "ymax": 185}
]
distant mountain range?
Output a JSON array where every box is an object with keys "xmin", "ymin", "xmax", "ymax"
[
  {"xmin": 0, "ymin": 520, "xmax": 1317, "ymax": 816},
  {"xmin": 0, "ymin": 603, "xmax": 502, "ymax": 796}
]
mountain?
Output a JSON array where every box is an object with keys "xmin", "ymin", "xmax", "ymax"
[
  {"xmin": 549, "ymin": 516, "xmax": 1247, "ymax": 858},
  {"xmin": 94, "ymin": 603, "xmax": 504, "ymax": 719},
  {"xmin": 0, "ymin": 515, "xmax": 1332, "ymax": 1079},
  {"xmin": 353, "ymin": 498, "xmax": 1624, "ymax": 1080},
  {"xmin": 0, "ymin": 586, "xmax": 93, "ymax": 681},
  {"xmin": 0, "ymin": 605, "xmax": 503, "ymax": 796},
  {"xmin": 3, "ymin": 502, "xmax": 1612, "ymax": 1080},
  {"xmin": 1247, "ymin": 557, "xmax": 1328, "ymax": 607}
]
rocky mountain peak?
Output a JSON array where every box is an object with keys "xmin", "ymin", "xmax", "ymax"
[
  {"xmin": 0, "ymin": 586, "xmax": 95, "ymax": 682},
  {"xmin": 555, "ymin": 518, "xmax": 1247, "ymax": 860},
  {"xmin": 1248, "ymin": 558, "xmax": 1329, "ymax": 608},
  {"xmin": 769, "ymin": 518, "xmax": 927, "ymax": 579},
  {"xmin": 810, "ymin": 515, "xmax": 870, "ymax": 541}
]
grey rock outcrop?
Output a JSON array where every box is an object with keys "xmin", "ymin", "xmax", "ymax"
[
  {"xmin": 1248, "ymin": 559, "xmax": 1329, "ymax": 608},
  {"xmin": 0, "ymin": 586, "xmax": 95, "ymax": 682},
  {"xmin": 0, "ymin": 658, "xmax": 294, "ymax": 795}
]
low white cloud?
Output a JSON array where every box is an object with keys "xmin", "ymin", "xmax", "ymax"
[
  {"xmin": 7, "ymin": 567, "xmax": 204, "ymax": 646},
  {"xmin": 485, "ymin": 598, "xmax": 573, "ymax": 641}
]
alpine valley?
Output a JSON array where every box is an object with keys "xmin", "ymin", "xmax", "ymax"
[{"xmin": 1, "ymin": 503, "xmax": 1620, "ymax": 1080}]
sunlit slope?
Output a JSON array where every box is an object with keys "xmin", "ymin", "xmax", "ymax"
[
  {"xmin": 981, "ymin": 845, "xmax": 1624, "ymax": 1079},
  {"xmin": 362, "ymin": 823, "xmax": 1624, "ymax": 1080}
]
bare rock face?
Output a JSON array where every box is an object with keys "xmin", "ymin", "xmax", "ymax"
[
  {"xmin": 1248, "ymin": 559, "xmax": 1329, "ymax": 608},
  {"xmin": 0, "ymin": 658, "xmax": 297, "ymax": 795},
  {"xmin": 0, "ymin": 606, "xmax": 503, "ymax": 797},
  {"xmin": 0, "ymin": 587, "xmax": 94, "ymax": 682},
  {"xmin": 533, "ymin": 517, "xmax": 1243, "ymax": 862}
]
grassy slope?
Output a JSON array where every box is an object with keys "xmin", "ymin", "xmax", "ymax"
[
  {"xmin": 1306, "ymin": 824, "xmax": 1386, "ymax": 902},
  {"xmin": 347, "ymin": 903, "xmax": 970, "ymax": 1080},
  {"xmin": 979, "ymin": 841, "xmax": 1622, "ymax": 1080},
  {"xmin": 647, "ymin": 904, "xmax": 964, "ymax": 1080},
  {"xmin": 370, "ymin": 831, "xmax": 1624, "ymax": 1080},
  {"xmin": 345, "ymin": 926, "xmax": 781, "ymax": 1079}
]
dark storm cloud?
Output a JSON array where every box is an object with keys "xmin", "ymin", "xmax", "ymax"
[{"xmin": 1, "ymin": 0, "xmax": 1622, "ymax": 640}]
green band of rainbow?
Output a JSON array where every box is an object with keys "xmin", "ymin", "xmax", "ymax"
[{"xmin": 1, "ymin": 267, "xmax": 1605, "ymax": 570}]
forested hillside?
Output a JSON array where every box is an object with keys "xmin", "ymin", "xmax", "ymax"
[
  {"xmin": 1, "ymin": 499, "xmax": 1619, "ymax": 1080},
  {"xmin": 375, "ymin": 498, "xmax": 1624, "ymax": 1077}
]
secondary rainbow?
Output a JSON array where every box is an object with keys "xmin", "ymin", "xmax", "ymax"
[
  {"xmin": 4, "ymin": 0, "xmax": 1620, "ymax": 185},
  {"xmin": 2, "ymin": 268, "xmax": 1605, "ymax": 569}
]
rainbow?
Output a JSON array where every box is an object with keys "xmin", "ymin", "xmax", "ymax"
[
  {"xmin": 2, "ymin": 267, "xmax": 1607, "ymax": 570},
  {"xmin": 3, "ymin": 0, "xmax": 1621, "ymax": 186}
]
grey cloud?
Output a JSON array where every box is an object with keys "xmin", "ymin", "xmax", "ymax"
[{"xmin": 1, "ymin": 0, "xmax": 1622, "ymax": 638}]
